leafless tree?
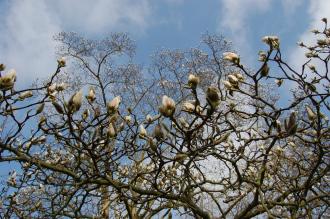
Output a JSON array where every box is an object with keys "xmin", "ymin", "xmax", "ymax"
[{"xmin": 0, "ymin": 19, "xmax": 329, "ymax": 219}]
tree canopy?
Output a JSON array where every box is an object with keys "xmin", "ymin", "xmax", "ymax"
[{"xmin": 0, "ymin": 19, "xmax": 329, "ymax": 219}]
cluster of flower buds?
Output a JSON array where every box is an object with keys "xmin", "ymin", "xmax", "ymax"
[
  {"xmin": 223, "ymin": 52, "xmax": 240, "ymax": 65},
  {"xmin": 182, "ymin": 101, "xmax": 202, "ymax": 114},
  {"xmin": 0, "ymin": 69, "xmax": 16, "ymax": 91},
  {"xmin": 262, "ymin": 36, "xmax": 280, "ymax": 49},
  {"xmin": 159, "ymin": 95, "xmax": 176, "ymax": 117},
  {"xmin": 223, "ymin": 72, "xmax": 244, "ymax": 91},
  {"xmin": 47, "ymin": 82, "xmax": 67, "ymax": 99}
]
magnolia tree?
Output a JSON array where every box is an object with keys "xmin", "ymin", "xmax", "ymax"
[{"xmin": 0, "ymin": 20, "xmax": 329, "ymax": 219}]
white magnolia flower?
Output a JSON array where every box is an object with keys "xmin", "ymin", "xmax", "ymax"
[
  {"xmin": 159, "ymin": 95, "xmax": 176, "ymax": 117},
  {"xmin": 223, "ymin": 52, "xmax": 240, "ymax": 63},
  {"xmin": 107, "ymin": 96, "xmax": 121, "ymax": 113},
  {"xmin": 0, "ymin": 69, "xmax": 16, "ymax": 91}
]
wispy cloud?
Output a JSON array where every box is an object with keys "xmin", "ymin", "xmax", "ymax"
[
  {"xmin": 218, "ymin": 0, "xmax": 272, "ymax": 62},
  {"xmin": 288, "ymin": 0, "xmax": 330, "ymax": 71},
  {"xmin": 0, "ymin": 0, "xmax": 152, "ymax": 85}
]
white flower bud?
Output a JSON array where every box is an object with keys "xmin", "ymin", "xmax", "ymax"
[
  {"xmin": 69, "ymin": 89, "xmax": 83, "ymax": 113},
  {"xmin": 223, "ymin": 52, "xmax": 240, "ymax": 64},
  {"xmin": 206, "ymin": 86, "xmax": 220, "ymax": 108},
  {"xmin": 86, "ymin": 87, "xmax": 96, "ymax": 102},
  {"xmin": 18, "ymin": 91, "xmax": 33, "ymax": 100},
  {"xmin": 188, "ymin": 74, "xmax": 200, "ymax": 88},
  {"xmin": 0, "ymin": 69, "xmax": 16, "ymax": 91},
  {"xmin": 57, "ymin": 57, "xmax": 66, "ymax": 67},
  {"xmin": 107, "ymin": 122, "xmax": 116, "ymax": 138},
  {"xmin": 306, "ymin": 106, "xmax": 317, "ymax": 121},
  {"xmin": 107, "ymin": 96, "xmax": 121, "ymax": 113},
  {"xmin": 139, "ymin": 124, "xmax": 147, "ymax": 136},
  {"xmin": 159, "ymin": 95, "xmax": 176, "ymax": 117}
]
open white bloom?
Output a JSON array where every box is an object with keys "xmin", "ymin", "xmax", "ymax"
[
  {"xmin": 223, "ymin": 52, "xmax": 240, "ymax": 64},
  {"xmin": 234, "ymin": 73, "xmax": 244, "ymax": 81},
  {"xmin": 159, "ymin": 95, "xmax": 176, "ymax": 117},
  {"xmin": 0, "ymin": 69, "xmax": 16, "ymax": 91},
  {"xmin": 107, "ymin": 96, "xmax": 121, "ymax": 113},
  {"xmin": 188, "ymin": 74, "xmax": 200, "ymax": 88},
  {"xmin": 262, "ymin": 36, "xmax": 280, "ymax": 49}
]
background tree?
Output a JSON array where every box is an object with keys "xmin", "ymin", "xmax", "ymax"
[{"xmin": 0, "ymin": 19, "xmax": 329, "ymax": 218}]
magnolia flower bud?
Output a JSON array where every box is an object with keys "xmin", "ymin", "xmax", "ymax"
[
  {"xmin": 69, "ymin": 90, "xmax": 83, "ymax": 113},
  {"xmin": 52, "ymin": 101, "xmax": 64, "ymax": 114},
  {"xmin": 57, "ymin": 57, "xmax": 66, "ymax": 67},
  {"xmin": 223, "ymin": 52, "xmax": 240, "ymax": 64},
  {"xmin": 18, "ymin": 91, "xmax": 33, "ymax": 100},
  {"xmin": 107, "ymin": 122, "xmax": 116, "ymax": 138},
  {"xmin": 284, "ymin": 111, "xmax": 297, "ymax": 135},
  {"xmin": 82, "ymin": 109, "xmax": 89, "ymax": 120},
  {"xmin": 153, "ymin": 124, "xmax": 165, "ymax": 141},
  {"xmin": 275, "ymin": 79, "xmax": 283, "ymax": 87},
  {"xmin": 178, "ymin": 117, "xmax": 189, "ymax": 128},
  {"xmin": 159, "ymin": 95, "xmax": 176, "ymax": 117},
  {"xmin": 0, "ymin": 64, "xmax": 5, "ymax": 71},
  {"xmin": 262, "ymin": 36, "xmax": 280, "ymax": 49},
  {"xmin": 306, "ymin": 106, "xmax": 317, "ymax": 121},
  {"xmin": 322, "ymin": 17, "xmax": 327, "ymax": 23},
  {"xmin": 275, "ymin": 120, "xmax": 281, "ymax": 133},
  {"xmin": 56, "ymin": 82, "xmax": 67, "ymax": 91},
  {"xmin": 139, "ymin": 124, "xmax": 147, "ymax": 136},
  {"xmin": 146, "ymin": 114, "xmax": 153, "ymax": 123},
  {"xmin": 86, "ymin": 87, "xmax": 96, "ymax": 102},
  {"xmin": 124, "ymin": 115, "xmax": 132, "ymax": 124},
  {"xmin": 182, "ymin": 101, "xmax": 195, "ymax": 112},
  {"xmin": 260, "ymin": 63, "xmax": 269, "ymax": 77},
  {"xmin": 234, "ymin": 73, "xmax": 244, "ymax": 82},
  {"xmin": 0, "ymin": 69, "xmax": 16, "ymax": 91},
  {"xmin": 206, "ymin": 86, "xmax": 220, "ymax": 109},
  {"xmin": 107, "ymin": 96, "xmax": 121, "ymax": 114},
  {"xmin": 36, "ymin": 103, "xmax": 45, "ymax": 114},
  {"xmin": 47, "ymin": 83, "xmax": 57, "ymax": 94},
  {"xmin": 258, "ymin": 51, "xmax": 267, "ymax": 62},
  {"xmin": 188, "ymin": 74, "xmax": 200, "ymax": 88},
  {"xmin": 228, "ymin": 75, "xmax": 238, "ymax": 85},
  {"xmin": 223, "ymin": 81, "xmax": 232, "ymax": 90}
]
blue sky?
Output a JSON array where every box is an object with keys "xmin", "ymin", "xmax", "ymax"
[{"xmin": 0, "ymin": 0, "xmax": 329, "ymax": 85}]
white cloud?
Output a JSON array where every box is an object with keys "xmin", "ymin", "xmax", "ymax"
[
  {"xmin": 0, "ymin": 0, "xmax": 152, "ymax": 86},
  {"xmin": 288, "ymin": 0, "xmax": 330, "ymax": 70},
  {"xmin": 218, "ymin": 0, "xmax": 272, "ymax": 62}
]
